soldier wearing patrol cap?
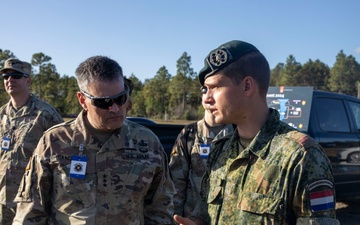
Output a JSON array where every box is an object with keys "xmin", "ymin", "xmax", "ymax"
[
  {"xmin": 0, "ymin": 58, "xmax": 63, "ymax": 224},
  {"xmin": 174, "ymin": 40, "xmax": 339, "ymax": 225},
  {"xmin": 13, "ymin": 56, "xmax": 175, "ymax": 225}
]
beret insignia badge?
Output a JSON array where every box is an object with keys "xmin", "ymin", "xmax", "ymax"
[
  {"xmin": 206, "ymin": 47, "xmax": 233, "ymax": 71},
  {"xmin": 210, "ymin": 49, "xmax": 228, "ymax": 66}
]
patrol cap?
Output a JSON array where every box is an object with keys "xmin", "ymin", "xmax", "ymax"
[
  {"xmin": 198, "ymin": 40, "xmax": 260, "ymax": 85},
  {"xmin": 0, "ymin": 58, "xmax": 32, "ymax": 75}
]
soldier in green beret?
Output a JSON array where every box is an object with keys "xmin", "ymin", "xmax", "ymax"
[
  {"xmin": 13, "ymin": 56, "xmax": 175, "ymax": 225},
  {"xmin": 174, "ymin": 40, "xmax": 339, "ymax": 225},
  {"xmin": 0, "ymin": 58, "xmax": 63, "ymax": 224}
]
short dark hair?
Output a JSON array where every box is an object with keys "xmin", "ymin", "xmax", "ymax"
[
  {"xmin": 221, "ymin": 51, "xmax": 270, "ymax": 96},
  {"xmin": 75, "ymin": 56, "xmax": 124, "ymax": 91},
  {"xmin": 124, "ymin": 77, "xmax": 134, "ymax": 96}
]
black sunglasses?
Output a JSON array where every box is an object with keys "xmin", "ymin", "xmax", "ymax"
[
  {"xmin": 2, "ymin": 72, "xmax": 29, "ymax": 80},
  {"xmin": 81, "ymin": 84, "xmax": 129, "ymax": 109}
]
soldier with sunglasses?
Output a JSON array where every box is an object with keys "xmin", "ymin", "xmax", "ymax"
[
  {"xmin": 0, "ymin": 58, "xmax": 63, "ymax": 224},
  {"xmin": 13, "ymin": 56, "xmax": 175, "ymax": 225}
]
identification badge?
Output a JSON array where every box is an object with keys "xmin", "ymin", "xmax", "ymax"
[
  {"xmin": 200, "ymin": 143, "xmax": 210, "ymax": 158},
  {"xmin": 1, "ymin": 137, "xmax": 11, "ymax": 151},
  {"xmin": 70, "ymin": 155, "xmax": 87, "ymax": 179}
]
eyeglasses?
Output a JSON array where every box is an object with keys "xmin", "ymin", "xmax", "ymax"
[
  {"xmin": 81, "ymin": 84, "xmax": 129, "ymax": 109},
  {"xmin": 2, "ymin": 72, "xmax": 29, "ymax": 80}
]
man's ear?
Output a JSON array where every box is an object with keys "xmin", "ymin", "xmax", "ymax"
[
  {"xmin": 127, "ymin": 99, "xmax": 133, "ymax": 111},
  {"xmin": 77, "ymin": 92, "xmax": 88, "ymax": 111},
  {"xmin": 26, "ymin": 76, "xmax": 32, "ymax": 87},
  {"xmin": 243, "ymin": 76, "xmax": 255, "ymax": 96}
]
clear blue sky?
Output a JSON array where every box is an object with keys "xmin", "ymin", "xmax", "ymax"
[{"xmin": 2, "ymin": 0, "xmax": 359, "ymax": 82}]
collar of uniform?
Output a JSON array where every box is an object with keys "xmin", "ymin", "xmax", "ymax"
[
  {"xmin": 198, "ymin": 118, "xmax": 233, "ymax": 141},
  {"xmin": 247, "ymin": 108, "xmax": 281, "ymax": 159},
  {"xmin": 197, "ymin": 118, "xmax": 209, "ymax": 139},
  {"xmin": 215, "ymin": 124, "xmax": 235, "ymax": 142},
  {"xmin": 71, "ymin": 111, "xmax": 125, "ymax": 151},
  {"xmin": 6, "ymin": 94, "xmax": 35, "ymax": 116},
  {"xmin": 70, "ymin": 110, "xmax": 88, "ymax": 148}
]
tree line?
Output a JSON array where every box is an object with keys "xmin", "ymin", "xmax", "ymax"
[{"xmin": 1, "ymin": 48, "xmax": 360, "ymax": 120}]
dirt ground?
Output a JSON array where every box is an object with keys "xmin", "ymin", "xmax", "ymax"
[{"xmin": 336, "ymin": 201, "xmax": 360, "ymax": 225}]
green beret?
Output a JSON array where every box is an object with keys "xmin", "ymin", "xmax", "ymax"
[{"xmin": 198, "ymin": 40, "xmax": 259, "ymax": 85}]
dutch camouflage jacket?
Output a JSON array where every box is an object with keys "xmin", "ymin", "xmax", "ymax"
[
  {"xmin": 13, "ymin": 111, "xmax": 175, "ymax": 225},
  {"xmin": 169, "ymin": 119, "xmax": 234, "ymax": 217},
  {"xmin": 0, "ymin": 94, "xmax": 63, "ymax": 209},
  {"xmin": 192, "ymin": 108, "xmax": 340, "ymax": 225}
]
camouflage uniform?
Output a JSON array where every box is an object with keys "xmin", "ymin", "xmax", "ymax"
[
  {"xmin": 169, "ymin": 119, "xmax": 233, "ymax": 217},
  {"xmin": 192, "ymin": 108, "xmax": 339, "ymax": 225},
  {"xmin": 0, "ymin": 94, "xmax": 63, "ymax": 224},
  {"xmin": 13, "ymin": 111, "xmax": 175, "ymax": 225}
]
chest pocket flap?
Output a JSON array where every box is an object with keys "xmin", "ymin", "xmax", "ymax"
[
  {"xmin": 206, "ymin": 178, "xmax": 223, "ymax": 204},
  {"xmin": 238, "ymin": 192, "xmax": 282, "ymax": 215}
]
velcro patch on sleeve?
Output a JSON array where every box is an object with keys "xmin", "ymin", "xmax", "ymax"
[{"xmin": 309, "ymin": 189, "xmax": 335, "ymax": 212}]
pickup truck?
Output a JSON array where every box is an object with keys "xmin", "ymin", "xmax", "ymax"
[
  {"xmin": 130, "ymin": 86, "xmax": 360, "ymax": 201},
  {"xmin": 267, "ymin": 86, "xmax": 360, "ymax": 201}
]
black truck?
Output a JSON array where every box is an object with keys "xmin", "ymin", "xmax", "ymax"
[{"xmin": 131, "ymin": 86, "xmax": 360, "ymax": 201}]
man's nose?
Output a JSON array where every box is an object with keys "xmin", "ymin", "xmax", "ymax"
[{"xmin": 108, "ymin": 103, "xmax": 120, "ymax": 112}]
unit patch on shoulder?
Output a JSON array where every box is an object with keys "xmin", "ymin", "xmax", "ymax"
[
  {"xmin": 307, "ymin": 179, "xmax": 335, "ymax": 212},
  {"xmin": 309, "ymin": 189, "xmax": 335, "ymax": 212}
]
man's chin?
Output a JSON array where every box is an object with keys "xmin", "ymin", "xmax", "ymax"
[
  {"xmin": 215, "ymin": 117, "xmax": 224, "ymax": 124},
  {"xmin": 102, "ymin": 124, "xmax": 122, "ymax": 132},
  {"xmin": 107, "ymin": 118, "xmax": 124, "ymax": 129}
]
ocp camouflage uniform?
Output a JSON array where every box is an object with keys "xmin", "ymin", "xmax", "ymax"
[
  {"xmin": 192, "ymin": 108, "xmax": 339, "ymax": 225},
  {"xmin": 13, "ymin": 111, "xmax": 175, "ymax": 225},
  {"xmin": 0, "ymin": 94, "xmax": 63, "ymax": 224},
  {"xmin": 169, "ymin": 119, "xmax": 234, "ymax": 217}
]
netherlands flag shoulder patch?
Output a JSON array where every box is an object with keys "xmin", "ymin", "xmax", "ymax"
[{"xmin": 307, "ymin": 179, "xmax": 335, "ymax": 212}]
